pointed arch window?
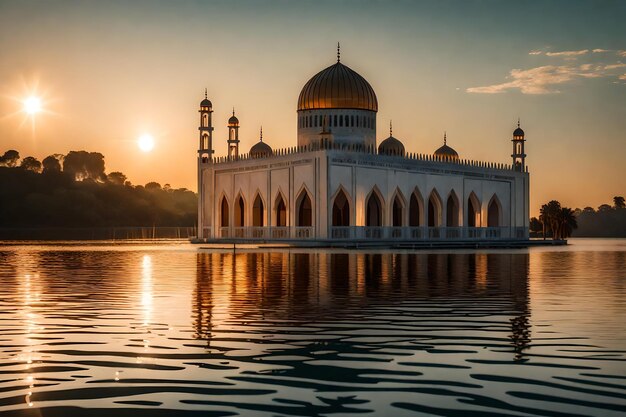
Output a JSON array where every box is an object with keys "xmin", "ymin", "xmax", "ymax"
[
  {"xmin": 235, "ymin": 196, "xmax": 245, "ymax": 227},
  {"xmin": 253, "ymin": 194, "xmax": 264, "ymax": 227},
  {"xmin": 220, "ymin": 197, "xmax": 229, "ymax": 227},
  {"xmin": 296, "ymin": 190, "xmax": 312, "ymax": 227},
  {"xmin": 365, "ymin": 191, "xmax": 383, "ymax": 227},
  {"xmin": 275, "ymin": 194, "xmax": 287, "ymax": 227},
  {"xmin": 332, "ymin": 189, "xmax": 350, "ymax": 226}
]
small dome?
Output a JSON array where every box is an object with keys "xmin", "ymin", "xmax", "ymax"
[
  {"xmin": 228, "ymin": 115, "xmax": 239, "ymax": 126},
  {"xmin": 513, "ymin": 119, "xmax": 524, "ymax": 137},
  {"xmin": 434, "ymin": 133, "xmax": 459, "ymax": 160},
  {"xmin": 250, "ymin": 141, "xmax": 272, "ymax": 158},
  {"xmin": 200, "ymin": 98, "xmax": 212, "ymax": 108},
  {"xmin": 434, "ymin": 144, "xmax": 459, "ymax": 160},
  {"xmin": 378, "ymin": 135, "xmax": 405, "ymax": 156}
]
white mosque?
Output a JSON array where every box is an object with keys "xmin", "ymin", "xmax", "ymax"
[{"xmin": 195, "ymin": 49, "xmax": 529, "ymax": 245}]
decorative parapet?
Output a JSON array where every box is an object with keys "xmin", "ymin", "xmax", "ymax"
[{"xmin": 205, "ymin": 142, "xmax": 524, "ymax": 173}]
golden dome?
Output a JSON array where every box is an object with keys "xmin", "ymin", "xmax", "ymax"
[
  {"xmin": 434, "ymin": 133, "xmax": 459, "ymax": 160},
  {"xmin": 297, "ymin": 62, "xmax": 378, "ymax": 112}
]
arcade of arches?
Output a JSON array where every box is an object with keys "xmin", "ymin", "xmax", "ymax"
[{"xmin": 219, "ymin": 188, "xmax": 502, "ymax": 228}]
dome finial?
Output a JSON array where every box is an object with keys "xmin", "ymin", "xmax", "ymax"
[
  {"xmin": 389, "ymin": 120, "xmax": 393, "ymax": 137},
  {"xmin": 260, "ymin": 126, "xmax": 263, "ymax": 142},
  {"xmin": 205, "ymin": 88, "xmax": 207, "ymax": 99},
  {"xmin": 517, "ymin": 117, "xmax": 520, "ymax": 128},
  {"xmin": 337, "ymin": 42, "xmax": 340, "ymax": 63},
  {"xmin": 232, "ymin": 107, "xmax": 235, "ymax": 116},
  {"xmin": 444, "ymin": 131, "xmax": 447, "ymax": 145}
]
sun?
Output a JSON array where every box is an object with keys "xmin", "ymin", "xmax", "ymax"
[
  {"xmin": 23, "ymin": 96, "xmax": 42, "ymax": 115},
  {"xmin": 138, "ymin": 134, "xmax": 155, "ymax": 152}
]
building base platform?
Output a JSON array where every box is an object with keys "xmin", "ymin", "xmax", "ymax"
[{"xmin": 190, "ymin": 238, "xmax": 566, "ymax": 250}]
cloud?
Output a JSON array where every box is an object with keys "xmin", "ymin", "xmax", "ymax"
[
  {"xmin": 545, "ymin": 49, "xmax": 589, "ymax": 57},
  {"xmin": 618, "ymin": 51, "xmax": 626, "ymax": 57},
  {"xmin": 620, "ymin": 74, "xmax": 626, "ymax": 81},
  {"xmin": 593, "ymin": 49, "xmax": 610, "ymax": 53},
  {"xmin": 529, "ymin": 50, "xmax": 543, "ymax": 55},
  {"xmin": 467, "ymin": 63, "xmax": 626, "ymax": 94}
]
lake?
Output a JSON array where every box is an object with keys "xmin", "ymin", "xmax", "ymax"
[{"xmin": 0, "ymin": 239, "xmax": 625, "ymax": 416}]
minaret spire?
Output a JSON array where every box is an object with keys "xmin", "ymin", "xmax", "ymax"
[
  {"xmin": 260, "ymin": 126, "xmax": 263, "ymax": 142},
  {"xmin": 205, "ymin": 88, "xmax": 207, "ymax": 99},
  {"xmin": 389, "ymin": 120, "xmax": 393, "ymax": 137},
  {"xmin": 337, "ymin": 42, "xmax": 340, "ymax": 63},
  {"xmin": 444, "ymin": 131, "xmax": 447, "ymax": 145},
  {"xmin": 518, "ymin": 117, "xmax": 521, "ymax": 128},
  {"xmin": 233, "ymin": 107, "xmax": 235, "ymax": 116}
]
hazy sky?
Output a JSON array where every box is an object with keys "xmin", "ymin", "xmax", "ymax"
[{"xmin": 0, "ymin": 0, "xmax": 624, "ymax": 216}]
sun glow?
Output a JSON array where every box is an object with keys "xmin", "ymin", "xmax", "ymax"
[
  {"xmin": 138, "ymin": 134, "xmax": 155, "ymax": 152},
  {"xmin": 23, "ymin": 97, "xmax": 42, "ymax": 115}
]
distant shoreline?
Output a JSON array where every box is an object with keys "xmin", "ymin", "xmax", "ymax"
[{"xmin": 0, "ymin": 226, "xmax": 196, "ymax": 240}]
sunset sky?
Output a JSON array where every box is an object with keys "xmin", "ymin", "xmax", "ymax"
[{"xmin": 0, "ymin": 0, "xmax": 624, "ymax": 216}]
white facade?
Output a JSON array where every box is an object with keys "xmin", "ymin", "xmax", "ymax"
[{"xmin": 196, "ymin": 57, "xmax": 529, "ymax": 243}]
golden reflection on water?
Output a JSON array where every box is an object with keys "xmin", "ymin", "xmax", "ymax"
[{"xmin": 1, "ymin": 243, "xmax": 625, "ymax": 415}]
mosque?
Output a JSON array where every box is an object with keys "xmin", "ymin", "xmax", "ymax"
[{"xmin": 195, "ymin": 49, "xmax": 529, "ymax": 244}]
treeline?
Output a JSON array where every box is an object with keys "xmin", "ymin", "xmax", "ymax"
[
  {"xmin": 530, "ymin": 196, "xmax": 626, "ymax": 238},
  {"xmin": 0, "ymin": 149, "xmax": 196, "ymax": 228}
]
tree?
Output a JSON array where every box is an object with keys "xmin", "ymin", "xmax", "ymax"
[
  {"xmin": 539, "ymin": 200, "xmax": 561, "ymax": 240},
  {"xmin": 614, "ymin": 196, "xmax": 625, "ymax": 209},
  {"xmin": 42, "ymin": 155, "xmax": 62, "ymax": 174},
  {"xmin": 598, "ymin": 204, "xmax": 613, "ymax": 213},
  {"xmin": 145, "ymin": 182, "xmax": 162, "ymax": 190},
  {"xmin": 63, "ymin": 151, "xmax": 106, "ymax": 181},
  {"xmin": 107, "ymin": 171, "xmax": 127, "ymax": 185},
  {"xmin": 529, "ymin": 217, "xmax": 543, "ymax": 235},
  {"xmin": 0, "ymin": 150, "xmax": 20, "ymax": 167},
  {"xmin": 20, "ymin": 156, "xmax": 42, "ymax": 173},
  {"xmin": 582, "ymin": 206, "xmax": 595, "ymax": 214},
  {"xmin": 554, "ymin": 207, "xmax": 577, "ymax": 239}
]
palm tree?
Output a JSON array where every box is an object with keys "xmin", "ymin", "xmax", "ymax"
[
  {"xmin": 614, "ymin": 196, "xmax": 625, "ymax": 209},
  {"xmin": 555, "ymin": 207, "xmax": 577, "ymax": 239},
  {"xmin": 539, "ymin": 200, "xmax": 561, "ymax": 240}
]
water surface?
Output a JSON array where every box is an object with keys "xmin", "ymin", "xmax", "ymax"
[{"xmin": 0, "ymin": 239, "xmax": 625, "ymax": 416}]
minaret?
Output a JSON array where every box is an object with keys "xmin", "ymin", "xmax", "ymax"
[
  {"xmin": 198, "ymin": 89, "xmax": 214, "ymax": 163},
  {"xmin": 512, "ymin": 119, "xmax": 526, "ymax": 171},
  {"xmin": 227, "ymin": 108, "xmax": 240, "ymax": 159}
]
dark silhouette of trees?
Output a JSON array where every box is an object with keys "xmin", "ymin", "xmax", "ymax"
[
  {"xmin": 20, "ymin": 156, "xmax": 42, "ymax": 173},
  {"xmin": 0, "ymin": 149, "xmax": 196, "ymax": 229},
  {"xmin": 63, "ymin": 151, "xmax": 106, "ymax": 181},
  {"xmin": 572, "ymin": 195, "xmax": 626, "ymax": 237},
  {"xmin": 107, "ymin": 171, "xmax": 127, "ymax": 185},
  {"xmin": 0, "ymin": 150, "xmax": 20, "ymax": 167},
  {"xmin": 42, "ymin": 155, "xmax": 62, "ymax": 174},
  {"xmin": 145, "ymin": 182, "xmax": 162, "ymax": 190},
  {"xmin": 536, "ymin": 200, "xmax": 578, "ymax": 240}
]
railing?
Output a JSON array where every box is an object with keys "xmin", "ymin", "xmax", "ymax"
[
  {"xmin": 211, "ymin": 226, "xmax": 528, "ymax": 241},
  {"xmin": 271, "ymin": 227, "xmax": 289, "ymax": 239},
  {"xmin": 295, "ymin": 227, "xmax": 314, "ymax": 239}
]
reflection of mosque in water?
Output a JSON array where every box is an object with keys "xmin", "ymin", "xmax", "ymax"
[{"xmin": 194, "ymin": 251, "xmax": 530, "ymax": 359}]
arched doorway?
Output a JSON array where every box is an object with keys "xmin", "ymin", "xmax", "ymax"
[
  {"xmin": 332, "ymin": 189, "xmax": 350, "ymax": 226},
  {"xmin": 409, "ymin": 192, "xmax": 422, "ymax": 227},
  {"xmin": 392, "ymin": 195, "xmax": 404, "ymax": 227},
  {"xmin": 220, "ymin": 196, "xmax": 229, "ymax": 227},
  {"xmin": 488, "ymin": 196, "xmax": 501, "ymax": 227},
  {"xmin": 296, "ymin": 190, "xmax": 312, "ymax": 227},
  {"xmin": 275, "ymin": 194, "xmax": 287, "ymax": 227},
  {"xmin": 253, "ymin": 194, "xmax": 264, "ymax": 227},
  {"xmin": 428, "ymin": 191, "xmax": 442, "ymax": 227},
  {"xmin": 234, "ymin": 195, "xmax": 245, "ymax": 227},
  {"xmin": 446, "ymin": 192, "xmax": 460, "ymax": 227},
  {"xmin": 365, "ymin": 191, "xmax": 383, "ymax": 227},
  {"xmin": 467, "ymin": 193, "xmax": 480, "ymax": 227}
]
